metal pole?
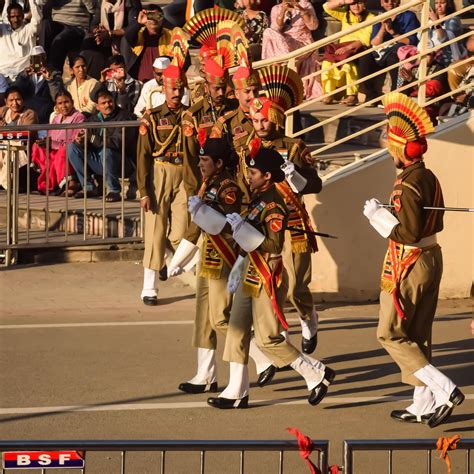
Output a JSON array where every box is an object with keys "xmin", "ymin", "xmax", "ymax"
[
  {"xmin": 417, "ymin": 0, "xmax": 430, "ymax": 107},
  {"xmin": 427, "ymin": 449, "xmax": 431, "ymax": 474},
  {"xmin": 5, "ymin": 141, "xmax": 12, "ymax": 266},
  {"xmin": 102, "ymin": 127, "xmax": 107, "ymax": 240},
  {"xmin": 344, "ymin": 441, "xmax": 353, "ymax": 474},
  {"xmin": 65, "ymin": 128, "xmax": 69, "ymax": 241},
  {"xmin": 160, "ymin": 451, "xmax": 165, "ymax": 474},
  {"xmin": 388, "ymin": 449, "xmax": 392, "ymax": 474},
  {"xmin": 120, "ymin": 126, "xmax": 125, "ymax": 239},
  {"xmin": 45, "ymin": 137, "xmax": 50, "ymax": 242},
  {"xmin": 26, "ymin": 133, "xmax": 31, "ymax": 243},
  {"xmin": 83, "ymin": 129, "xmax": 88, "ymax": 240},
  {"xmin": 12, "ymin": 149, "xmax": 19, "ymax": 248},
  {"xmin": 279, "ymin": 450, "xmax": 283, "ymax": 474},
  {"xmin": 199, "ymin": 450, "xmax": 205, "ymax": 474},
  {"xmin": 239, "ymin": 450, "xmax": 244, "ymax": 474},
  {"xmin": 120, "ymin": 450, "xmax": 126, "ymax": 474},
  {"xmin": 381, "ymin": 204, "xmax": 474, "ymax": 212}
]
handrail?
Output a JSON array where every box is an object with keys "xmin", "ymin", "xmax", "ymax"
[
  {"xmin": 298, "ymin": 5, "xmax": 474, "ymax": 84},
  {"xmin": 252, "ymin": 0, "xmax": 423, "ymax": 68},
  {"xmin": 286, "ymin": 27, "xmax": 474, "ymax": 117},
  {"xmin": 0, "ymin": 120, "xmax": 139, "ymax": 133}
]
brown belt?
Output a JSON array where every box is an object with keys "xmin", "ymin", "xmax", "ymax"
[{"xmin": 154, "ymin": 153, "xmax": 183, "ymax": 165}]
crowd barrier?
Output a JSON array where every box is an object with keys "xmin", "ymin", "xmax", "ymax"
[
  {"xmin": 0, "ymin": 121, "xmax": 143, "ymax": 266},
  {"xmin": 1, "ymin": 438, "xmax": 473, "ymax": 473}
]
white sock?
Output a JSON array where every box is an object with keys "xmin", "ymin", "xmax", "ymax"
[
  {"xmin": 406, "ymin": 386, "xmax": 436, "ymax": 416},
  {"xmin": 141, "ymin": 268, "xmax": 157, "ymax": 298},
  {"xmin": 188, "ymin": 348, "xmax": 217, "ymax": 385},
  {"xmin": 301, "ymin": 309, "xmax": 318, "ymax": 340},
  {"xmin": 249, "ymin": 337, "xmax": 273, "ymax": 374},
  {"xmin": 290, "ymin": 354, "xmax": 325, "ymax": 391},
  {"xmin": 414, "ymin": 364, "xmax": 456, "ymax": 408},
  {"xmin": 219, "ymin": 362, "xmax": 249, "ymax": 399}
]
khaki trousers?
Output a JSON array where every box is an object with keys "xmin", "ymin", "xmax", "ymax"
[
  {"xmin": 377, "ymin": 245, "xmax": 443, "ymax": 386},
  {"xmin": 282, "ymin": 235, "xmax": 314, "ymax": 320},
  {"xmin": 143, "ymin": 162, "xmax": 188, "ymax": 271},
  {"xmin": 223, "ymin": 261, "xmax": 300, "ymax": 367},
  {"xmin": 193, "ymin": 262, "xmax": 232, "ymax": 350}
]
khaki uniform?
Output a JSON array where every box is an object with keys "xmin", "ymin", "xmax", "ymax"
[
  {"xmin": 182, "ymin": 96, "xmax": 238, "ymax": 197},
  {"xmin": 190, "ymin": 171, "xmax": 243, "ymax": 350},
  {"xmin": 263, "ymin": 135, "xmax": 322, "ymax": 321},
  {"xmin": 223, "ymin": 184, "xmax": 301, "ymax": 367},
  {"xmin": 210, "ymin": 108, "xmax": 255, "ymax": 204},
  {"xmin": 137, "ymin": 103, "xmax": 189, "ymax": 271},
  {"xmin": 377, "ymin": 161, "xmax": 444, "ymax": 386}
]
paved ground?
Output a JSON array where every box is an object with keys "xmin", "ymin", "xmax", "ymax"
[{"xmin": 0, "ymin": 261, "xmax": 472, "ymax": 474}]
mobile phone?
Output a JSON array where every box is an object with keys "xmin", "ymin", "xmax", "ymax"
[
  {"xmin": 30, "ymin": 54, "xmax": 45, "ymax": 73},
  {"xmin": 106, "ymin": 69, "xmax": 114, "ymax": 79},
  {"xmin": 146, "ymin": 11, "xmax": 163, "ymax": 22}
]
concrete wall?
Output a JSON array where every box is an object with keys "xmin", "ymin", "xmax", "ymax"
[{"xmin": 306, "ymin": 112, "xmax": 474, "ymax": 302}]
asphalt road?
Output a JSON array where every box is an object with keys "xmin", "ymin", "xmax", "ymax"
[{"xmin": 0, "ymin": 261, "xmax": 472, "ymax": 473}]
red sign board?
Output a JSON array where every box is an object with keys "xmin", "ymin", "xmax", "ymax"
[{"xmin": 2, "ymin": 451, "xmax": 85, "ymax": 469}]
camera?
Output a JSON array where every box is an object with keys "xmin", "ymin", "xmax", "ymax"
[{"xmin": 30, "ymin": 54, "xmax": 45, "ymax": 73}]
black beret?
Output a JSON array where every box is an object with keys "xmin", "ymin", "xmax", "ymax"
[
  {"xmin": 201, "ymin": 137, "xmax": 237, "ymax": 169},
  {"xmin": 245, "ymin": 147, "xmax": 285, "ymax": 183}
]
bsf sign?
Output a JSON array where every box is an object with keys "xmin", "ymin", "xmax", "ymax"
[{"xmin": 2, "ymin": 451, "xmax": 85, "ymax": 469}]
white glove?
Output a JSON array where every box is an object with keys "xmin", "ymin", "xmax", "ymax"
[
  {"xmin": 188, "ymin": 195, "xmax": 203, "ymax": 216},
  {"xmin": 226, "ymin": 212, "xmax": 244, "ymax": 233},
  {"xmin": 281, "ymin": 160, "xmax": 295, "ymax": 178},
  {"xmin": 363, "ymin": 198, "xmax": 381, "ymax": 220},
  {"xmin": 167, "ymin": 239, "xmax": 199, "ymax": 278},
  {"xmin": 227, "ymin": 255, "xmax": 245, "ymax": 294}
]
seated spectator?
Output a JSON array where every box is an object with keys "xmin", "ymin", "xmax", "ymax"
[
  {"xmin": 133, "ymin": 57, "xmax": 189, "ymax": 117},
  {"xmin": 13, "ymin": 46, "xmax": 55, "ymax": 123},
  {"xmin": 321, "ymin": 0, "xmax": 374, "ymax": 106},
  {"xmin": 121, "ymin": 5, "xmax": 172, "ymax": 82},
  {"xmin": 81, "ymin": 0, "xmax": 143, "ymax": 80},
  {"xmin": 39, "ymin": 0, "xmax": 95, "ymax": 74},
  {"xmin": 0, "ymin": 86, "xmax": 38, "ymax": 191},
  {"xmin": 428, "ymin": 0, "xmax": 467, "ymax": 68},
  {"xmin": 237, "ymin": 0, "xmax": 269, "ymax": 61},
  {"xmin": 262, "ymin": 0, "xmax": 322, "ymax": 99},
  {"xmin": 48, "ymin": 55, "xmax": 99, "ymax": 116},
  {"xmin": 358, "ymin": 0, "xmax": 420, "ymax": 103},
  {"xmin": 0, "ymin": 0, "xmax": 42, "ymax": 82},
  {"xmin": 67, "ymin": 87, "xmax": 137, "ymax": 201},
  {"xmin": 100, "ymin": 54, "xmax": 142, "ymax": 114},
  {"xmin": 31, "ymin": 91, "xmax": 85, "ymax": 196}
]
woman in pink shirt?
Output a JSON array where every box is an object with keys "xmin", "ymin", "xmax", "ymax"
[{"xmin": 32, "ymin": 91, "xmax": 85, "ymax": 196}]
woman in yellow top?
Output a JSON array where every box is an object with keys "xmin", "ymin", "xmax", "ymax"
[{"xmin": 321, "ymin": 0, "xmax": 374, "ymax": 105}]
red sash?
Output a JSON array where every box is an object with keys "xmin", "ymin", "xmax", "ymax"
[
  {"xmin": 207, "ymin": 233, "xmax": 237, "ymax": 269},
  {"xmin": 248, "ymin": 251, "xmax": 288, "ymax": 330},
  {"xmin": 275, "ymin": 181, "xmax": 318, "ymax": 253}
]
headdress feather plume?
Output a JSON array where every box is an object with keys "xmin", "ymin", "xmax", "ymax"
[
  {"xmin": 169, "ymin": 28, "xmax": 189, "ymax": 69},
  {"xmin": 183, "ymin": 8, "xmax": 244, "ymax": 48}
]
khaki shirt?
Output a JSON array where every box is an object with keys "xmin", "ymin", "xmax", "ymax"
[
  {"xmin": 136, "ymin": 102, "xmax": 186, "ymax": 199},
  {"xmin": 389, "ymin": 161, "xmax": 444, "ymax": 244}
]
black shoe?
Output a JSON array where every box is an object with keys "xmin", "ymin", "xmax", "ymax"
[
  {"xmin": 257, "ymin": 365, "xmax": 276, "ymax": 387},
  {"xmin": 142, "ymin": 296, "xmax": 158, "ymax": 306},
  {"xmin": 159, "ymin": 266, "xmax": 168, "ymax": 281},
  {"xmin": 207, "ymin": 395, "xmax": 249, "ymax": 409},
  {"xmin": 179, "ymin": 381, "xmax": 218, "ymax": 394},
  {"xmin": 308, "ymin": 367, "xmax": 336, "ymax": 406},
  {"xmin": 302, "ymin": 334, "xmax": 318, "ymax": 354},
  {"xmin": 427, "ymin": 387, "xmax": 465, "ymax": 428},
  {"xmin": 390, "ymin": 410, "xmax": 431, "ymax": 424}
]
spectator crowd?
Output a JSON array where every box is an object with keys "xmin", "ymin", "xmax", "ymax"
[{"xmin": 0, "ymin": 0, "xmax": 471, "ymax": 199}]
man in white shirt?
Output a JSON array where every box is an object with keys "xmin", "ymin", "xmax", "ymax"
[
  {"xmin": 0, "ymin": 0, "xmax": 42, "ymax": 82},
  {"xmin": 134, "ymin": 56, "xmax": 190, "ymax": 118}
]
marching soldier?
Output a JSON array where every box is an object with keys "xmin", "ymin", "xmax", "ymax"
[
  {"xmin": 246, "ymin": 67, "xmax": 322, "ymax": 384},
  {"xmin": 166, "ymin": 137, "xmax": 242, "ymax": 393},
  {"xmin": 137, "ymin": 64, "xmax": 189, "ymax": 305},
  {"xmin": 363, "ymin": 92, "xmax": 464, "ymax": 428},
  {"xmin": 182, "ymin": 57, "xmax": 238, "ymax": 197},
  {"xmin": 207, "ymin": 146, "xmax": 335, "ymax": 409},
  {"xmin": 210, "ymin": 64, "xmax": 260, "ymax": 204}
]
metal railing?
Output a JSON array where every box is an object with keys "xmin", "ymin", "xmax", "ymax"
[
  {"xmin": 250, "ymin": 0, "xmax": 473, "ymax": 166},
  {"xmin": 0, "ymin": 439, "xmax": 330, "ymax": 474},
  {"xmin": 343, "ymin": 439, "xmax": 474, "ymax": 474},
  {"xmin": 1, "ymin": 121, "xmax": 143, "ymax": 266}
]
